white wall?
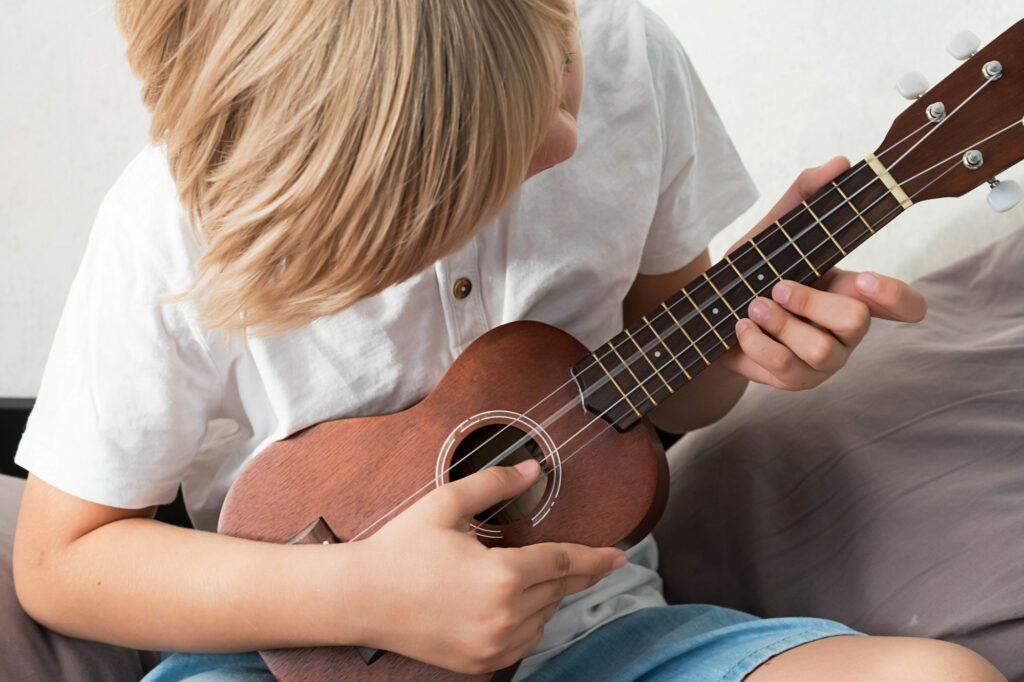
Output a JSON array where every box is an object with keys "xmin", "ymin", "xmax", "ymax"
[
  {"xmin": 1, "ymin": 3, "xmax": 149, "ymax": 397},
  {"xmin": 643, "ymin": 1, "xmax": 1024, "ymax": 270},
  {"xmin": 2, "ymin": 2, "xmax": 1022, "ymax": 397}
]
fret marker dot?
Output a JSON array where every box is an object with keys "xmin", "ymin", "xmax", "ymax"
[
  {"xmin": 712, "ymin": 307, "xmax": 719, "ymax": 315},
  {"xmin": 757, "ymin": 273, "xmax": 765, "ymax": 281},
  {"xmin": 654, "ymin": 350, "xmax": 662, "ymax": 358}
]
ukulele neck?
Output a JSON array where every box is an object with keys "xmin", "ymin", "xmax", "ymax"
[{"xmin": 571, "ymin": 158, "xmax": 910, "ymax": 432}]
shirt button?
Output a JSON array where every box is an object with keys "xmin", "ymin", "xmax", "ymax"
[{"xmin": 452, "ymin": 277, "xmax": 473, "ymax": 299}]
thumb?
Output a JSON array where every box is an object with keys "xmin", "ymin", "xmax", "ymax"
[
  {"xmin": 760, "ymin": 157, "xmax": 851, "ymax": 229},
  {"xmin": 729, "ymin": 157, "xmax": 851, "ymax": 255},
  {"xmin": 427, "ymin": 460, "xmax": 542, "ymax": 528}
]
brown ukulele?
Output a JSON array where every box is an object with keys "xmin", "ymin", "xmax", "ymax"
[{"xmin": 218, "ymin": 19, "xmax": 1024, "ymax": 681}]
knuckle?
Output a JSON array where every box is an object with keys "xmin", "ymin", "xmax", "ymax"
[
  {"xmin": 490, "ymin": 567, "xmax": 520, "ymax": 596},
  {"xmin": 787, "ymin": 285, "xmax": 809, "ymax": 312},
  {"xmin": 464, "ymin": 657, "xmax": 495, "ymax": 676},
  {"xmin": 436, "ymin": 483, "xmax": 464, "ymax": 508},
  {"xmin": 482, "ymin": 636, "xmax": 508, "ymax": 661},
  {"xmin": 770, "ymin": 350, "xmax": 793, "ymax": 374},
  {"xmin": 807, "ymin": 338, "xmax": 833, "ymax": 367},
  {"xmin": 797, "ymin": 167, "xmax": 818, "ymax": 189},
  {"xmin": 483, "ymin": 465, "xmax": 512, "ymax": 488},
  {"xmin": 554, "ymin": 547, "xmax": 573, "ymax": 576},
  {"xmin": 490, "ymin": 610, "xmax": 518, "ymax": 635},
  {"xmin": 773, "ymin": 310, "xmax": 793, "ymax": 336},
  {"xmin": 844, "ymin": 303, "xmax": 871, "ymax": 332}
]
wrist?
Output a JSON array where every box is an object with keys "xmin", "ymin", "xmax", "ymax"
[{"xmin": 319, "ymin": 538, "xmax": 380, "ymax": 648}]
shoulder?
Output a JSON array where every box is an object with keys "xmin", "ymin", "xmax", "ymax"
[
  {"xmin": 89, "ymin": 143, "xmax": 203, "ymax": 294},
  {"xmin": 577, "ymin": 0, "xmax": 684, "ymax": 73}
]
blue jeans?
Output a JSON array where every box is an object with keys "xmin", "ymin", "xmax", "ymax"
[{"xmin": 143, "ymin": 604, "xmax": 860, "ymax": 681}]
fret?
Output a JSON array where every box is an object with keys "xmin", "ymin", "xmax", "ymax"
[
  {"xmin": 723, "ymin": 253, "xmax": 757, "ymax": 297},
  {"xmin": 641, "ymin": 314, "xmax": 691, "ymax": 380},
  {"xmin": 607, "ymin": 341, "xmax": 658, "ymax": 407},
  {"xmin": 802, "ymin": 200, "xmax": 846, "ymax": 255},
  {"xmin": 572, "ymin": 162, "xmax": 910, "ymax": 433},
  {"xmin": 728, "ymin": 245, "xmax": 779, "ymax": 304},
  {"xmin": 776, "ymin": 221, "xmax": 821, "ymax": 277},
  {"xmin": 681, "ymin": 286, "xmax": 730, "ymax": 349},
  {"xmin": 591, "ymin": 352, "xmax": 642, "ymax": 417},
  {"xmin": 701, "ymin": 272, "xmax": 741, "ymax": 321},
  {"xmin": 832, "ymin": 181, "xmax": 874, "ymax": 234},
  {"xmin": 661, "ymin": 301, "xmax": 710, "ymax": 366},
  {"xmin": 750, "ymin": 240, "xmax": 783, "ymax": 281},
  {"xmin": 622, "ymin": 327, "xmax": 673, "ymax": 393}
]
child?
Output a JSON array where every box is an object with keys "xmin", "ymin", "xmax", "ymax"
[{"xmin": 11, "ymin": 1, "xmax": 1004, "ymax": 680}]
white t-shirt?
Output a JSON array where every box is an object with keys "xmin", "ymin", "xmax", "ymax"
[{"xmin": 16, "ymin": 0, "xmax": 756, "ymax": 676}]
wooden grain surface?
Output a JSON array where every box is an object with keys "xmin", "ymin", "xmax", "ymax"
[{"xmin": 218, "ymin": 320, "xmax": 668, "ymax": 680}]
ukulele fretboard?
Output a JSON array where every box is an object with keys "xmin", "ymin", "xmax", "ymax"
[{"xmin": 572, "ymin": 159, "xmax": 908, "ymax": 431}]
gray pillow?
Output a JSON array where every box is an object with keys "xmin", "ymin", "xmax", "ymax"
[
  {"xmin": 654, "ymin": 227, "xmax": 1024, "ymax": 680},
  {"xmin": 0, "ymin": 473, "xmax": 160, "ymax": 681}
]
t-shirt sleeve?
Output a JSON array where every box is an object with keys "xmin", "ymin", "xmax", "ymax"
[
  {"xmin": 14, "ymin": 184, "xmax": 221, "ymax": 509},
  {"xmin": 637, "ymin": 6, "xmax": 759, "ymax": 275}
]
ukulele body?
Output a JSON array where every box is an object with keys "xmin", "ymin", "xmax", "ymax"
[{"xmin": 218, "ymin": 319, "xmax": 670, "ymax": 681}]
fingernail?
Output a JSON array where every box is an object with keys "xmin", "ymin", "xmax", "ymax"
[
  {"xmin": 612, "ymin": 554, "xmax": 628, "ymax": 569},
  {"xmin": 735, "ymin": 319, "xmax": 753, "ymax": 336},
  {"xmin": 772, "ymin": 281, "xmax": 792, "ymax": 305},
  {"xmin": 857, "ymin": 272, "xmax": 879, "ymax": 293},
  {"xmin": 514, "ymin": 459, "xmax": 539, "ymax": 477},
  {"xmin": 748, "ymin": 298, "xmax": 769, "ymax": 323}
]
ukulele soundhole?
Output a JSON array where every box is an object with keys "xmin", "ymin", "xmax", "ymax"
[{"xmin": 448, "ymin": 424, "xmax": 549, "ymax": 525}]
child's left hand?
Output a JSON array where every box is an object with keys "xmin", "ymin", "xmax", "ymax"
[{"xmin": 720, "ymin": 156, "xmax": 928, "ymax": 390}]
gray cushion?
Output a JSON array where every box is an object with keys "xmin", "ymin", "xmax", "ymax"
[
  {"xmin": 655, "ymin": 227, "xmax": 1024, "ymax": 680},
  {"xmin": 1, "ymin": 473, "xmax": 160, "ymax": 681}
]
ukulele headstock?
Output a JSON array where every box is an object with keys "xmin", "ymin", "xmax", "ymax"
[{"xmin": 875, "ymin": 19, "xmax": 1024, "ymax": 205}]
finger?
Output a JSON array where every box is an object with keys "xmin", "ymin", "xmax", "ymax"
[
  {"xmin": 733, "ymin": 319, "xmax": 823, "ymax": 390},
  {"xmin": 746, "ymin": 297, "xmax": 848, "ymax": 372},
  {"xmin": 497, "ymin": 612, "xmax": 552, "ymax": 670},
  {"xmin": 518, "ymin": 572, "xmax": 606, "ymax": 615},
  {"xmin": 770, "ymin": 280, "xmax": 872, "ymax": 347},
  {"xmin": 820, "ymin": 270, "xmax": 928, "ymax": 323},
  {"xmin": 506, "ymin": 541, "xmax": 625, "ymax": 588},
  {"xmin": 426, "ymin": 460, "xmax": 541, "ymax": 528}
]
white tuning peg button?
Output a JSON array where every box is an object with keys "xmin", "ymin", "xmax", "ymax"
[
  {"xmin": 987, "ymin": 179, "xmax": 1023, "ymax": 213},
  {"xmin": 947, "ymin": 31, "xmax": 981, "ymax": 60},
  {"xmin": 896, "ymin": 72, "xmax": 930, "ymax": 99}
]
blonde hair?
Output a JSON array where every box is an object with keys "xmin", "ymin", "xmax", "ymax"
[{"xmin": 116, "ymin": 0, "xmax": 578, "ymax": 335}]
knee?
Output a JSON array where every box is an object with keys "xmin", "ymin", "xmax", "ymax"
[{"xmin": 877, "ymin": 638, "xmax": 1005, "ymax": 682}]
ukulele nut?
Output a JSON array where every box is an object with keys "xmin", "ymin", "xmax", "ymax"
[
  {"xmin": 983, "ymin": 60, "xmax": 1003, "ymax": 81},
  {"xmin": 926, "ymin": 102, "xmax": 946, "ymax": 122},
  {"xmin": 963, "ymin": 149, "xmax": 984, "ymax": 170}
]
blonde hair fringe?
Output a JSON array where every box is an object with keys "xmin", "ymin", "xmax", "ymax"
[{"xmin": 116, "ymin": 0, "xmax": 578, "ymax": 335}]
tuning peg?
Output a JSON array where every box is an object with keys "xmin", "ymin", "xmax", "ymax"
[
  {"xmin": 947, "ymin": 31, "xmax": 981, "ymax": 60},
  {"xmin": 896, "ymin": 72, "xmax": 930, "ymax": 99},
  {"xmin": 987, "ymin": 178, "xmax": 1023, "ymax": 213}
]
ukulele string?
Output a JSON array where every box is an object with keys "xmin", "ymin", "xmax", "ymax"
[
  {"xmin": 475, "ymin": 152, "xmax": 970, "ymax": 527},
  {"xmin": 464, "ymin": 114, "xmax": 1004, "ymax": 486},
  {"xmin": 349, "ymin": 94, "xmax": 1009, "ymax": 542},
  {"xmin": 585, "ymin": 75, "xmax": 998, "ymax": 394},
  {"xmin": 887, "ymin": 73, "xmax": 997, "ymax": 172},
  {"xmin": 515, "ymin": 131, "xmax": 998, "ymax": 463},
  {"xmin": 435, "ymin": 119, "xmax": 942, "ymax": 481},
  {"xmin": 562, "ymin": 78, "xmax": 994, "ymax": 407}
]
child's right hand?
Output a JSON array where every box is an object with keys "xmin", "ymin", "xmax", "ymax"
[{"xmin": 345, "ymin": 458, "xmax": 628, "ymax": 674}]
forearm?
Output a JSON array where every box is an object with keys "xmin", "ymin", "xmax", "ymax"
[
  {"xmin": 15, "ymin": 517, "xmax": 368, "ymax": 652},
  {"xmin": 647, "ymin": 362, "xmax": 748, "ymax": 433}
]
